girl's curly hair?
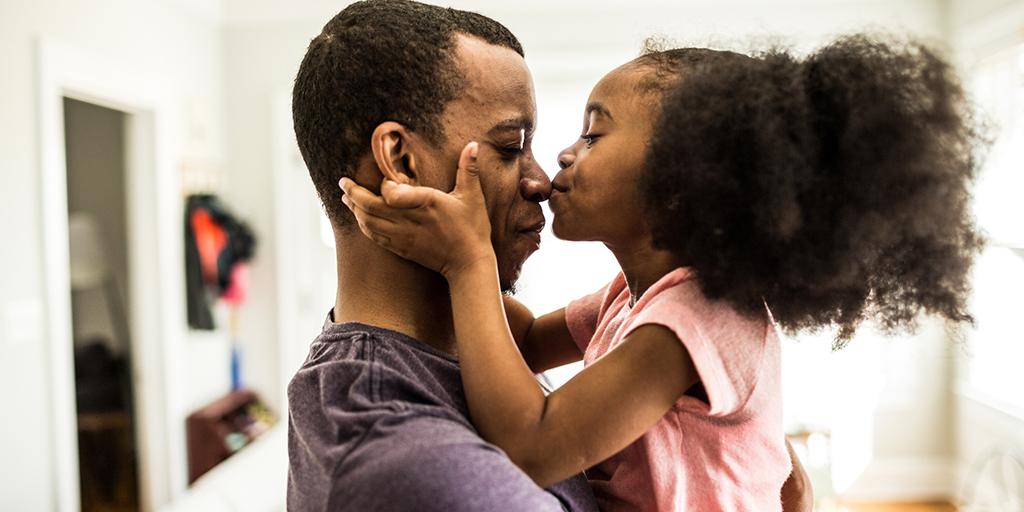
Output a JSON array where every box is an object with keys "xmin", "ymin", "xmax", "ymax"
[{"xmin": 639, "ymin": 35, "xmax": 986, "ymax": 345}]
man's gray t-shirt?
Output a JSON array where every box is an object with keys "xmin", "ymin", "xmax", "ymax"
[{"xmin": 287, "ymin": 317, "xmax": 597, "ymax": 511}]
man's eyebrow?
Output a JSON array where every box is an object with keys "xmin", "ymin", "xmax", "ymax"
[
  {"xmin": 487, "ymin": 117, "xmax": 535, "ymax": 138},
  {"xmin": 585, "ymin": 102, "xmax": 613, "ymax": 121}
]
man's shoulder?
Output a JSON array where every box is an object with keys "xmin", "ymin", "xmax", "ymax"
[
  {"xmin": 286, "ymin": 322, "xmax": 597, "ymax": 511},
  {"xmin": 287, "ymin": 322, "xmax": 464, "ymax": 412},
  {"xmin": 286, "ymin": 334, "xmax": 473, "ymax": 466}
]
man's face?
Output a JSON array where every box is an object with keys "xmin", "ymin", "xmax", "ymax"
[{"xmin": 422, "ymin": 35, "xmax": 549, "ymax": 292}]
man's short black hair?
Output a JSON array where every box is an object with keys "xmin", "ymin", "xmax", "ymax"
[{"xmin": 292, "ymin": 0, "xmax": 524, "ymax": 227}]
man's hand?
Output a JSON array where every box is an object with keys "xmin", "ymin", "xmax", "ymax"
[{"xmin": 339, "ymin": 142, "xmax": 495, "ymax": 280}]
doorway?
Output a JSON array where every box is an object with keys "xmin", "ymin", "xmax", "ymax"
[
  {"xmin": 63, "ymin": 97, "xmax": 140, "ymax": 512},
  {"xmin": 38, "ymin": 40, "xmax": 184, "ymax": 511}
]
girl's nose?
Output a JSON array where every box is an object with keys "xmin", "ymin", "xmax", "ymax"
[{"xmin": 557, "ymin": 148, "xmax": 575, "ymax": 170}]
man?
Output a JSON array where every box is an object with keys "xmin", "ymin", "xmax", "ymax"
[
  {"xmin": 287, "ymin": 1, "xmax": 811, "ymax": 510},
  {"xmin": 288, "ymin": 1, "xmax": 594, "ymax": 510}
]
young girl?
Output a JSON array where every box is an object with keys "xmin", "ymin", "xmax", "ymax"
[{"xmin": 339, "ymin": 35, "xmax": 982, "ymax": 511}]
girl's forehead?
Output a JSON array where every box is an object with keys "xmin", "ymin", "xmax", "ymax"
[
  {"xmin": 593, "ymin": 64, "xmax": 641, "ymax": 95},
  {"xmin": 588, "ymin": 64, "xmax": 661, "ymax": 120}
]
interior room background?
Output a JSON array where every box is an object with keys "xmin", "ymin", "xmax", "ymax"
[{"xmin": 1, "ymin": 0, "xmax": 1021, "ymax": 510}]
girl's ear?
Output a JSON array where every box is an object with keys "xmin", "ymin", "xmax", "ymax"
[{"xmin": 370, "ymin": 122, "xmax": 420, "ymax": 185}]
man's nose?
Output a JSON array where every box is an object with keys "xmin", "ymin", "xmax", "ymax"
[{"xmin": 520, "ymin": 161, "xmax": 552, "ymax": 203}]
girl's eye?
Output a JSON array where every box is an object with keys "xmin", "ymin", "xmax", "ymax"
[{"xmin": 581, "ymin": 134, "xmax": 601, "ymax": 148}]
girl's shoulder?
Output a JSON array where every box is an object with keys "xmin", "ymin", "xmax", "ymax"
[{"xmin": 623, "ymin": 269, "xmax": 776, "ymax": 417}]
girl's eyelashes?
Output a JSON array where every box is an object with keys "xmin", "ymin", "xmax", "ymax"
[{"xmin": 581, "ymin": 134, "xmax": 601, "ymax": 148}]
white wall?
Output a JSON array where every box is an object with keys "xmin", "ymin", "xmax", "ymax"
[
  {"xmin": 222, "ymin": 20, "xmax": 327, "ymax": 415},
  {"xmin": 0, "ymin": 0, "xmax": 227, "ymax": 508},
  {"xmin": 780, "ymin": 320, "xmax": 958, "ymax": 501}
]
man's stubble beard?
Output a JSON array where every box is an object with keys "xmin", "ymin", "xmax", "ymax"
[
  {"xmin": 498, "ymin": 258, "xmax": 524, "ymax": 295},
  {"xmin": 497, "ymin": 237, "xmax": 536, "ymax": 295},
  {"xmin": 500, "ymin": 270, "xmax": 519, "ymax": 295},
  {"xmin": 502, "ymin": 281, "xmax": 518, "ymax": 296}
]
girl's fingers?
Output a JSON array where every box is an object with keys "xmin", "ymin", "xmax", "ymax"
[
  {"xmin": 338, "ymin": 178, "xmax": 384, "ymax": 212},
  {"xmin": 340, "ymin": 178, "xmax": 435, "ymax": 222},
  {"xmin": 453, "ymin": 142, "xmax": 480, "ymax": 196},
  {"xmin": 345, "ymin": 200, "xmax": 412, "ymax": 260},
  {"xmin": 344, "ymin": 197, "xmax": 407, "ymax": 258},
  {"xmin": 340, "ymin": 178, "xmax": 406, "ymax": 220},
  {"xmin": 338, "ymin": 178, "xmax": 424, "ymax": 262},
  {"xmin": 342, "ymin": 194, "xmax": 397, "ymax": 234},
  {"xmin": 381, "ymin": 180, "xmax": 436, "ymax": 209}
]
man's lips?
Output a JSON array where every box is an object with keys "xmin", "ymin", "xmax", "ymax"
[{"xmin": 518, "ymin": 219, "xmax": 545, "ymax": 248}]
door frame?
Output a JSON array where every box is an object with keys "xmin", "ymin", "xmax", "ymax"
[{"xmin": 36, "ymin": 38, "xmax": 186, "ymax": 511}]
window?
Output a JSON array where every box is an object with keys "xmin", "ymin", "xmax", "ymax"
[
  {"xmin": 971, "ymin": 45, "xmax": 1024, "ymax": 248},
  {"xmin": 960, "ymin": 42, "xmax": 1024, "ymax": 415}
]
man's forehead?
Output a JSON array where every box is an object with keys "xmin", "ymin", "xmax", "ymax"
[{"xmin": 450, "ymin": 34, "xmax": 536, "ymax": 128}]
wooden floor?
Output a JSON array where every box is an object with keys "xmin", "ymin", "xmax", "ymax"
[{"xmin": 820, "ymin": 501, "xmax": 957, "ymax": 512}]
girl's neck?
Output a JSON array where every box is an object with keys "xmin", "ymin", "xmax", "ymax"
[{"xmin": 605, "ymin": 235, "xmax": 683, "ymax": 307}]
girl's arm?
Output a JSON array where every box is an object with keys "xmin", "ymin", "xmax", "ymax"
[
  {"xmin": 503, "ymin": 297, "xmax": 583, "ymax": 373},
  {"xmin": 339, "ymin": 143, "xmax": 698, "ymax": 486},
  {"xmin": 450, "ymin": 256, "xmax": 698, "ymax": 487}
]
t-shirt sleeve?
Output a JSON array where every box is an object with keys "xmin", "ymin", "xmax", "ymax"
[
  {"xmin": 620, "ymin": 285, "xmax": 767, "ymax": 418},
  {"xmin": 564, "ymin": 283, "xmax": 611, "ymax": 353}
]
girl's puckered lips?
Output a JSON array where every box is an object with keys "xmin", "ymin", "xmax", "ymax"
[{"xmin": 548, "ymin": 190, "xmax": 565, "ymax": 212}]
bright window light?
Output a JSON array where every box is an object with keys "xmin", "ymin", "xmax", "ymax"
[
  {"xmin": 961, "ymin": 42, "xmax": 1024, "ymax": 415},
  {"xmin": 971, "ymin": 45, "xmax": 1024, "ymax": 247}
]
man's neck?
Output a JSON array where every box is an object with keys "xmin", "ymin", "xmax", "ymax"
[{"xmin": 333, "ymin": 230, "xmax": 457, "ymax": 355}]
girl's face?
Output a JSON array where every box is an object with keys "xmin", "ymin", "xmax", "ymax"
[{"xmin": 550, "ymin": 62, "xmax": 658, "ymax": 246}]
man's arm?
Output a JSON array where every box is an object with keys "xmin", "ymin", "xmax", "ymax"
[
  {"xmin": 781, "ymin": 438, "xmax": 814, "ymax": 512},
  {"xmin": 503, "ymin": 297, "xmax": 583, "ymax": 373}
]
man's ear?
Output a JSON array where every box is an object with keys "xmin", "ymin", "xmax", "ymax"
[{"xmin": 370, "ymin": 122, "xmax": 420, "ymax": 185}]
